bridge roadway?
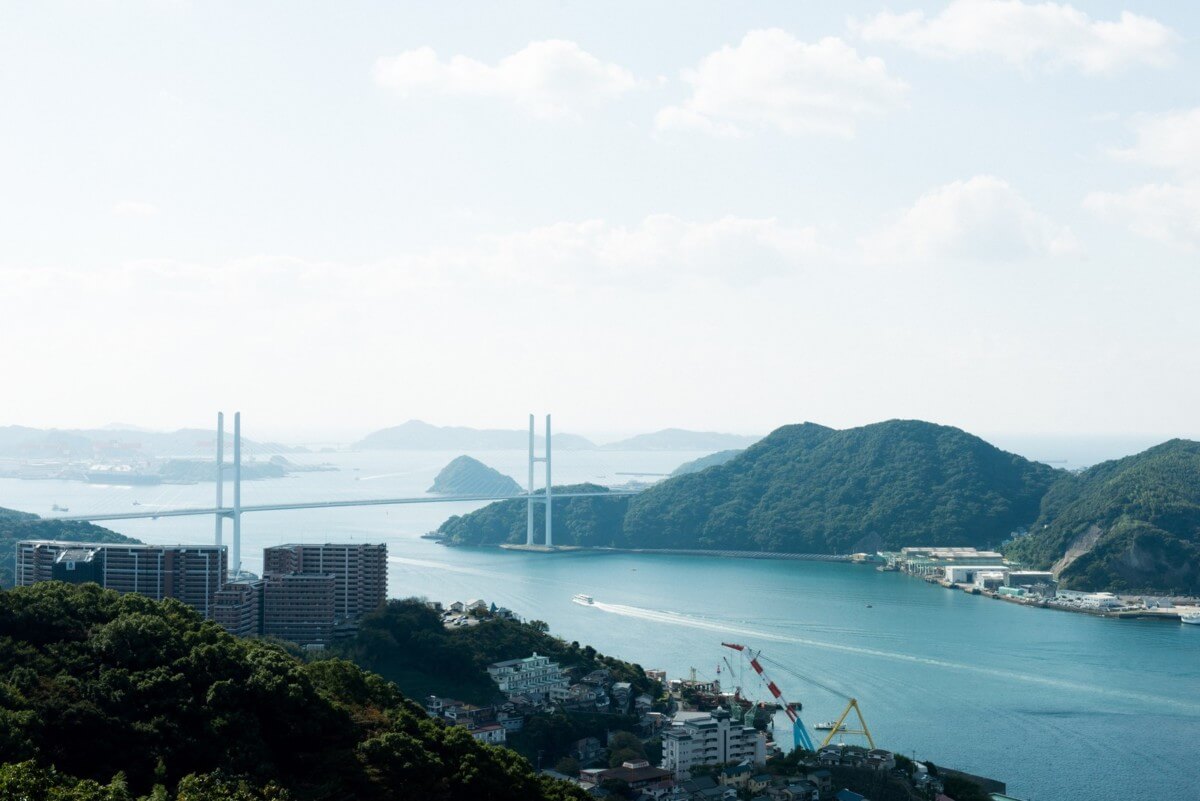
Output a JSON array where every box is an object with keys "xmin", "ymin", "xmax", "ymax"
[{"xmin": 48, "ymin": 490, "xmax": 641, "ymax": 523}]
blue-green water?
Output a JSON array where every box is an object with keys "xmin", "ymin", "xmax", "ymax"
[{"xmin": 4, "ymin": 449, "xmax": 1198, "ymax": 801}]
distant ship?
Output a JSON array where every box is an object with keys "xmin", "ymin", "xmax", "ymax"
[
  {"xmin": 572, "ymin": 594, "xmax": 594, "ymax": 606},
  {"xmin": 814, "ymin": 721, "xmax": 838, "ymax": 731},
  {"xmin": 1180, "ymin": 611, "xmax": 1200, "ymax": 626},
  {"xmin": 51, "ymin": 504, "xmax": 68, "ymax": 512}
]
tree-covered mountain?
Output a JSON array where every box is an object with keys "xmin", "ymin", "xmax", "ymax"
[
  {"xmin": 0, "ymin": 582, "xmax": 587, "ymax": 801},
  {"xmin": 438, "ymin": 421, "xmax": 1061, "ymax": 553},
  {"xmin": 670, "ymin": 449, "xmax": 742, "ymax": 476},
  {"xmin": 428, "ymin": 456, "xmax": 522, "ymax": 496},
  {"xmin": 0, "ymin": 508, "xmax": 138, "ymax": 588},
  {"xmin": 1005, "ymin": 439, "xmax": 1200, "ymax": 594}
]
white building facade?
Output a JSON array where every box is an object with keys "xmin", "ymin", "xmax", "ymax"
[
  {"xmin": 487, "ymin": 652, "xmax": 569, "ymax": 702},
  {"xmin": 661, "ymin": 708, "xmax": 767, "ymax": 779}
]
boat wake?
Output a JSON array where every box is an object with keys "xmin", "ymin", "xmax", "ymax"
[{"xmin": 589, "ymin": 601, "xmax": 1198, "ymax": 713}]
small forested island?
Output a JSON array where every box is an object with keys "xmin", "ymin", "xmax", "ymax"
[{"xmin": 428, "ymin": 455, "xmax": 522, "ymax": 496}]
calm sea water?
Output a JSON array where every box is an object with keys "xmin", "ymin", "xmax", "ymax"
[{"xmin": 3, "ymin": 448, "xmax": 1198, "ymax": 801}]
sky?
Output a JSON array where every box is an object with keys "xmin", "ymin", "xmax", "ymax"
[{"xmin": 1, "ymin": 0, "xmax": 1198, "ymax": 443}]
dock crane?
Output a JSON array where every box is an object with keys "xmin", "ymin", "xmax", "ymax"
[
  {"xmin": 722, "ymin": 643, "xmax": 876, "ymax": 751},
  {"xmin": 721, "ymin": 643, "xmax": 817, "ymax": 751}
]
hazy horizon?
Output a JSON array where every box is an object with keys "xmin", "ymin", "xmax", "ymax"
[{"xmin": 3, "ymin": 1, "xmax": 1197, "ymax": 444}]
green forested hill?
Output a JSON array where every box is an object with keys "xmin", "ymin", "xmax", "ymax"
[
  {"xmin": 428, "ymin": 455, "xmax": 522, "ymax": 496},
  {"xmin": 438, "ymin": 483, "xmax": 631, "ymax": 546},
  {"xmin": 438, "ymin": 420, "xmax": 1061, "ymax": 553},
  {"xmin": 0, "ymin": 507, "xmax": 139, "ymax": 588},
  {"xmin": 334, "ymin": 599, "xmax": 656, "ymax": 704},
  {"xmin": 1006, "ymin": 440, "xmax": 1200, "ymax": 594},
  {"xmin": 0, "ymin": 582, "xmax": 586, "ymax": 801}
]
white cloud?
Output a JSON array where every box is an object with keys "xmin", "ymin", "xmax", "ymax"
[
  {"xmin": 111, "ymin": 200, "xmax": 160, "ymax": 218},
  {"xmin": 853, "ymin": 0, "xmax": 1177, "ymax": 74},
  {"xmin": 373, "ymin": 40, "xmax": 637, "ymax": 119},
  {"xmin": 1085, "ymin": 184, "xmax": 1200, "ymax": 251},
  {"xmin": 1108, "ymin": 108, "xmax": 1200, "ymax": 174},
  {"xmin": 1085, "ymin": 108, "xmax": 1200, "ymax": 250},
  {"xmin": 864, "ymin": 175, "xmax": 1077, "ymax": 262},
  {"xmin": 656, "ymin": 29, "xmax": 908, "ymax": 138}
]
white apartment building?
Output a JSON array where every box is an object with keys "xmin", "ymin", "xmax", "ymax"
[
  {"xmin": 486, "ymin": 652, "xmax": 569, "ymax": 702},
  {"xmin": 661, "ymin": 708, "xmax": 767, "ymax": 779}
]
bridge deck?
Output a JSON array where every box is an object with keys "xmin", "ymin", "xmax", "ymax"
[{"xmin": 49, "ymin": 490, "xmax": 640, "ymax": 523}]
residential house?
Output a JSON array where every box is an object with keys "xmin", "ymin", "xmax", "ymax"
[
  {"xmin": 425, "ymin": 696, "xmax": 466, "ymax": 719},
  {"xmin": 774, "ymin": 781, "xmax": 818, "ymax": 801},
  {"xmin": 581, "ymin": 761, "xmax": 673, "ymax": 795},
  {"xmin": 866, "ymin": 749, "xmax": 895, "ymax": 771},
  {"xmin": 748, "ymin": 774, "xmax": 772, "ymax": 794},
  {"xmin": 573, "ymin": 736, "xmax": 605, "ymax": 765},
  {"xmin": 805, "ymin": 770, "xmax": 832, "ymax": 795},
  {"xmin": 470, "ymin": 723, "xmax": 506, "ymax": 745},
  {"xmin": 717, "ymin": 763, "xmax": 752, "ymax": 789}
]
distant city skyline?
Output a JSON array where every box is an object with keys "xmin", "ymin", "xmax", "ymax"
[{"xmin": 2, "ymin": 2, "xmax": 1197, "ymax": 440}]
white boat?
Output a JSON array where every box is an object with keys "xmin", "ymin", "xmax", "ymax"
[
  {"xmin": 572, "ymin": 594, "xmax": 595, "ymax": 605},
  {"xmin": 814, "ymin": 721, "xmax": 838, "ymax": 731},
  {"xmin": 1180, "ymin": 611, "xmax": 1200, "ymax": 625}
]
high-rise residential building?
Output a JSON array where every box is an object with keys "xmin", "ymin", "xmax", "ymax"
[
  {"xmin": 15, "ymin": 541, "xmax": 226, "ymax": 619},
  {"xmin": 661, "ymin": 708, "xmax": 767, "ymax": 779},
  {"xmin": 262, "ymin": 572, "xmax": 336, "ymax": 646},
  {"xmin": 262, "ymin": 543, "xmax": 386, "ymax": 623},
  {"xmin": 213, "ymin": 579, "xmax": 264, "ymax": 637}
]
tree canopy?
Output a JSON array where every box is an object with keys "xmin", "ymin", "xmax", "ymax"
[{"xmin": 0, "ymin": 582, "xmax": 587, "ymax": 801}]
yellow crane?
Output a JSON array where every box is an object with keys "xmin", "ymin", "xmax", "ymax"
[
  {"xmin": 820, "ymin": 697, "xmax": 875, "ymax": 749},
  {"xmin": 753, "ymin": 650, "xmax": 877, "ymax": 750}
]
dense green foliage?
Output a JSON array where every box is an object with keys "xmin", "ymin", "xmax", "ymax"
[
  {"xmin": 427, "ymin": 456, "xmax": 522, "ymax": 496},
  {"xmin": 440, "ymin": 421, "xmax": 1060, "ymax": 554},
  {"xmin": 438, "ymin": 483, "xmax": 631, "ymax": 547},
  {"xmin": 0, "ymin": 583, "xmax": 586, "ymax": 801},
  {"xmin": 1006, "ymin": 440, "xmax": 1200, "ymax": 593},
  {"xmin": 0, "ymin": 507, "xmax": 138, "ymax": 588},
  {"xmin": 669, "ymin": 449, "xmax": 742, "ymax": 477},
  {"xmin": 332, "ymin": 599, "xmax": 656, "ymax": 705}
]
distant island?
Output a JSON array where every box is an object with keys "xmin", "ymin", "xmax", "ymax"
[
  {"xmin": 602, "ymin": 429, "xmax": 759, "ymax": 451},
  {"xmin": 354, "ymin": 420, "xmax": 760, "ymax": 453},
  {"xmin": 435, "ymin": 419, "xmax": 1200, "ymax": 595},
  {"xmin": 0, "ymin": 454, "xmax": 335, "ymax": 486},
  {"xmin": 355, "ymin": 420, "xmax": 596, "ymax": 451},
  {"xmin": 0, "ymin": 424, "xmax": 305, "ymax": 459},
  {"xmin": 428, "ymin": 455, "xmax": 522, "ymax": 496}
]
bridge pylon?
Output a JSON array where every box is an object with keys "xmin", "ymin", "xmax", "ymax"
[{"xmin": 526, "ymin": 414, "xmax": 553, "ymax": 546}]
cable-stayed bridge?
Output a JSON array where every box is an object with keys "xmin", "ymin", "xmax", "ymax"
[{"xmin": 47, "ymin": 413, "xmax": 637, "ymax": 574}]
